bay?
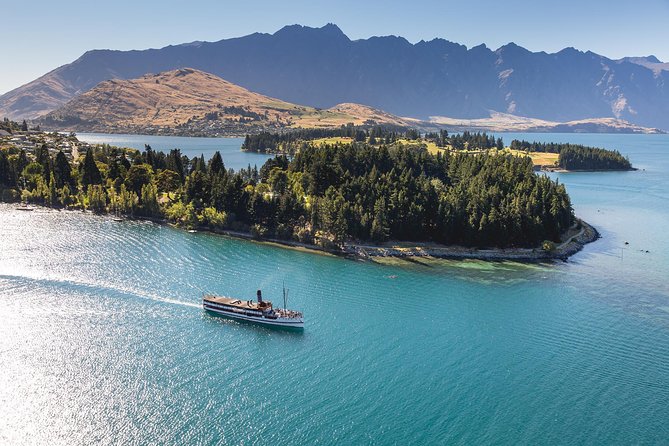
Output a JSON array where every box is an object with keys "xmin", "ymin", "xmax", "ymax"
[
  {"xmin": 1, "ymin": 133, "xmax": 668, "ymax": 445},
  {"xmin": 76, "ymin": 132, "xmax": 273, "ymax": 171}
]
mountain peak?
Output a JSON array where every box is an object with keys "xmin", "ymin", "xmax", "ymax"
[
  {"xmin": 644, "ymin": 55, "xmax": 662, "ymax": 63},
  {"xmin": 274, "ymin": 23, "xmax": 349, "ymax": 41},
  {"xmin": 557, "ymin": 46, "xmax": 583, "ymax": 55},
  {"xmin": 470, "ymin": 43, "xmax": 489, "ymax": 52},
  {"xmin": 495, "ymin": 42, "xmax": 529, "ymax": 54}
]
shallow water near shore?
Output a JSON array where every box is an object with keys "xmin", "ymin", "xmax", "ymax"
[{"xmin": 2, "ymin": 133, "xmax": 669, "ymax": 444}]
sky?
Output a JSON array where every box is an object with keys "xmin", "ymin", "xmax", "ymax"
[{"xmin": 2, "ymin": 0, "xmax": 668, "ymax": 94}]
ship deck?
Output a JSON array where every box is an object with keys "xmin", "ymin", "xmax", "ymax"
[{"xmin": 203, "ymin": 295, "xmax": 271, "ymax": 311}]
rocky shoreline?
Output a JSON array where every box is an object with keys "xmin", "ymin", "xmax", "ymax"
[
  {"xmin": 201, "ymin": 219, "xmax": 599, "ymax": 263},
  {"xmin": 341, "ymin": 220, "xmax": 599, "ymax": 262}
]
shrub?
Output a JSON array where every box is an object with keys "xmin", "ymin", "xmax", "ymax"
[
  {"xmin": 542, "ymin": 240, "xmax": 556, "ymax": 252},
  {"xmin": 250, "ymin": 223, "xmax": 268, "ymax": 239},
  {"xmin": 165, "ymin": 201, "xmax": 197, "ymax": 228},
  {"xmin": 199, "ymin": 207, "xmax": 227, "ymax": 229},
  {"xmin": 1, "ymin": 188, "xmax": 20, "ymax": 203}
]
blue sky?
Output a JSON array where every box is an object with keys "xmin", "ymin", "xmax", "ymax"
[{"xmin": 2, "ymin": 0, "xmax": 668, "ymax": 94}]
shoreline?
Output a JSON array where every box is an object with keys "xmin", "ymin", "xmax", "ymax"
[
  {"xmin": 2, "ymin": 203, "xmax": 599, "ymax": 262},
  {"xmin": 170, "ymin": 219, "xmax": 600, "ymax": 263},
  {"xmin": 341, "ymin": 220, "xmax": 599, "ymax": 262},
  {"xmin": 46, "ymin": 127, "xmax": 666, "ymax": 138},
  {"xmin": 541, "ymin": 167, "xmax": 637, "ymax": 173}
]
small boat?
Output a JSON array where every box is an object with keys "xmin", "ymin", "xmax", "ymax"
[
  {"xmin": 112, "ymin": 217, "xmax": 124, "ymax": 222},
  {"xmin": 15, "ymin": 206, "xmax": 33, "ymax": 211},
  {"xmin": 188, "ymin": 229, "xmax": 198, "ymax": 233},
  {"xmin": 203, "ymin": 287, "xmax": 304, "ymax": 329}
]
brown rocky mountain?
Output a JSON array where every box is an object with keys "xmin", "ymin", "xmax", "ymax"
[{"xmin": 39, "ymin": 68, "xmax": 416, "ymax": 135}]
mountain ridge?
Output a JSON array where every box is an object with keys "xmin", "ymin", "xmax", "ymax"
[
  {"xmin": 38, "ymin": 68, "xmax": 662, "ymax": 136},
  {"xmin": 38, "ymin": 68, "xmax": 418, "ymax": 135},
  {"xmin": 2, "ymin": 24, "xmax": 668, "ymax": 130}
]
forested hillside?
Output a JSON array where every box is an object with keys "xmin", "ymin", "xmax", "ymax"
[{"xmin": 1, "ymin": 139, "xmax": 573, "ymax": 249}]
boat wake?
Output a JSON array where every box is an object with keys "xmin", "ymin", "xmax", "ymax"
[{"xmin": 0, "ymin": 273, "xmax": 200, "ymax": 309}]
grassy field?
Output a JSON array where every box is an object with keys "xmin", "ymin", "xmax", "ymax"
[
  {"xmin": 309, "ymin": 137, "xmax": 444, "ymax": 154},
  {"xmin": 293, "ymin": 138, "xmax": 557, "ymax": 168},
  {"xmin": 310, "ymin": 137, "xmax": 355, "ymax": 145},
  {"xmin": 507, "ymin": 149, "xmax": 559, "ymax": 166}
]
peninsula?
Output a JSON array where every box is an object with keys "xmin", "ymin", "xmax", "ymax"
[
  {"xmin": 0, "ymin": 121, "xmax": 609, "ymax": 261},
  {"xmin": 242, "ymin": 127, "xmax": 634, "ymax": 171}
]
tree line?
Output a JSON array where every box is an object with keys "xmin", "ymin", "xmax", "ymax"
[
  {"xmin": 242, "ymin": 126, "xmax": 508, "ymax": 155},
  {"xmin": 424, "ymin": 130, "xmax": 503, "ymax": 150},
  {"xmin": 1, "ymin": 139, "xmax": 574, "ymax": 249},
  {"xmin": 241, "ymin": 125, "xmax": 417, "ymax": 153},
  {"xmin": 510, "ymin": 139, "xmax": 631, "ymax": 170},
  {"xmin": 558, "ymin": 146, "xmax": 631, "ymax": 170},
  {"xmin": 1, "ymin": 117, "xmax": 28, "ymax": 133}
]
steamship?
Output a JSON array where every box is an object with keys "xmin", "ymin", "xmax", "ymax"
[{"xmin": 203, "ymin": 288, "xmax": 304, "ymax": 329}]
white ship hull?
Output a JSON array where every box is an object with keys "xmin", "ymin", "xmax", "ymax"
[{"xmin": 203, "ymin": 301, "xmax": 304, "ymax": 328}]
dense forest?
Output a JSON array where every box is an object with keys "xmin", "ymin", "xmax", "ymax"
[
  {"xmin": 241, "ymin": 125, "xmax": 413, "ymax": 153},
  {"xmin": 244, "ymin": 127, "xmax": 632, "ymax": 171},
  {"xmin": 242, "ymin": 127, "xmax": 504, "ymax": 154},
  {"xmin": 510, "ymin": 139, "xmax": 632, "ymax": 170},
  {"xmin": 1, "ymin": 138, "xmax": 574, "ymax": 249},
  {"xmin": 424, "ymin": 130, "xmax": 503, "ymax": 150},
  {"xmin": 557, "ymin": 146, "xmax": 632, "ymax": 170}
]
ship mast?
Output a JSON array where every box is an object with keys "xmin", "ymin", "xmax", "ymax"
[{"xmin": 283, "ymin": 281, "xmax": 288, "ymax": 310}]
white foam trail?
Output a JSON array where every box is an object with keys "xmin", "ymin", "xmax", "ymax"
[{"xmin": 0, "ymin": 273, "xmax": 201, "ymax": 309}]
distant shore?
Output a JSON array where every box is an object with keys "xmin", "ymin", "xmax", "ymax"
[
  {"xmin": 43, "ymin": 125, "xmax": 665, "ymax": 140},
  {"xmin": 541, "ymin": 166, "xmax": 637, "ymax": 173}
]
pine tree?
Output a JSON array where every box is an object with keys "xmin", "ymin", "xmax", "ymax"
[
  {"xmin": 192, "ymin": 154, "xmax": 207, "ymax": 173},
  {"xmin": 371, "ymin": 197, "xmax": 390, "ymax": 242},
  {"xmin": 35, "ymin": 145, "xmax": 51, "ymax": 183},
  {"xmin": 0, "ymin": 151, "xmax": 11, "ymax": 187},
  {"xmin": 53, "ymin": 151, "xmax": 73, "ymax": 188},
  {"xmin": 208, "ymin": 151, "xmax": 225, "ymax": 175},
  {"xmin": 48, "ymin": 176, "xmax": 58, "ymax": 207},
  {"xmin": 80, "ymin": 149, "xmax": 102, "ymax": 189},
  {"xmin": 167, "ymin": 149, "xmax": 185, "ymax": 182}
]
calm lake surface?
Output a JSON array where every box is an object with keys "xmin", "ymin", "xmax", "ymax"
[
  {"xmin": 76, "ymin": 132, "xmax": 272, "ymax": 171},
  {"xmin": 1, "ymin": 133, "xmax": 668, "ymax": 445}
]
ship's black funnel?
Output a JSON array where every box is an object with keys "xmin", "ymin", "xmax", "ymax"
[{"xmin": 257, "ymin": 290, "xmax": 262, "ymax": 303}]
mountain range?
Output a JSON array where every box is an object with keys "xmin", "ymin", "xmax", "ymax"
[{"xmin": 2, "ymin": 24, "xmax": 668, "ymax": 131}]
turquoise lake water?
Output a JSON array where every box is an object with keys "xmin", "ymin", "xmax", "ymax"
[
  {"xmin": 76, "ymin": 133, "xmax": 272, "ymax": 171},
  {"xmin": 1, "ymin": 133, "xmax": 668, "ymax": 445}
]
